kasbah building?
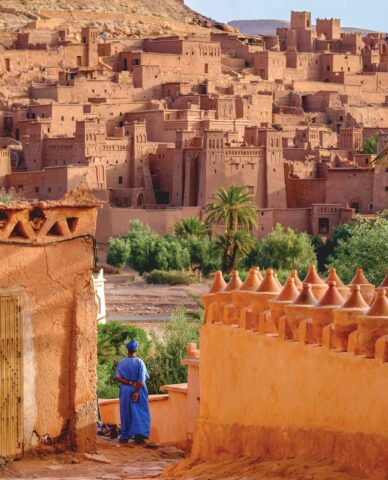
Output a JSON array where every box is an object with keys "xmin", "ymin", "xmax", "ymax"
[{"xmin": 0, "ymin": 3, "xmax": 388, "ymax": 479}]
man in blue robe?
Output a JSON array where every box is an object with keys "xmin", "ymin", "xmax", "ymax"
[{"xmin": 115, "ymin": 340, "xmax": 151, "ymax": 444}]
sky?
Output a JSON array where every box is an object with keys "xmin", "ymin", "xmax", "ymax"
[{"xmin": 185, "ymin": 0, "xmax": 388, "ymax": 32}]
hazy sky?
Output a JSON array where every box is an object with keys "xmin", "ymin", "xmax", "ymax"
[{"xmin": 185, "ymin": 0, "xmax": 388, "ymax": 32}]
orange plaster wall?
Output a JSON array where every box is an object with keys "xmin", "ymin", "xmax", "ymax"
[{"xmin": 193, "ymin": 323, "xmax": 388, "ymax": 474}]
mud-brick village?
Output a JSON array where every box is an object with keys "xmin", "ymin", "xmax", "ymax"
[{"xmin": 0, "ymin": 0, "xmax": 388, "ymax": 479}]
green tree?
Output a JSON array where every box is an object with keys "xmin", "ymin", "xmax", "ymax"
[
  {"xmin": 245, "ymin": 224, "xmax": 316, "ymax": 278},
  {"xmin": 204, "ymin": 186, "xmax": 258, "ymax": 272},
  {"xmin": 174, "ymin": 216, "xmax": 208, "ymax": 240},
  {"xmin": 360, "ymin": 133, "xmax": 379, "ymax": 154},
  {"xmin": 328, "ymin": 213, "xmax": 388, "ymax": 285},
  {"xmin": 106, "ymin": 238, "xmax": 131, "ymax": 269}
]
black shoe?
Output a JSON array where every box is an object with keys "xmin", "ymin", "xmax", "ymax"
[
  {"xmin": 119, "ymin": 437, "xmax": 129, "ymax": 443},
  {"xmin": 134, "ymin": 435, "xmax": 146, "ymax": 445}
]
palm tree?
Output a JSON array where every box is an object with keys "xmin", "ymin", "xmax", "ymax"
[
  {"xmin": 174, "ymin": 216, "xmax": 208, "ymax": 240},
  {"xmin": 204, "ymin": 186, "xmax": 258, "ymax": 272},
  {"xmin": 361, "ymin": 134, "xmax": 379, "ymax": 155}
]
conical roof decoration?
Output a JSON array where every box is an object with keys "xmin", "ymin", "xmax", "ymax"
[
  {"xmin": 293, "ymin": 283, "xmax": 318, "ymax": 305},
  {"xmin": 240, "ymin": 268, "xmax": 261, "ymax": 291},
  {"xmin": 253, "ymin": 267, "xmax": 264, "ymax": 282},
  {"xmin": 303, "ymin": 265, "xmax": 325, "ymax": 285},
  {"xmin": 225, "ymin": 271, "xmax": 243, "ymax": 291},
  {"xmin": 379, "ymin": 270, "xmax": 388, "ymax": 288},
  {"xmin": 349, "ymin": 268, "xmax": 371, "ymax": 285},
  {"xmin": 209, "ymin": 270, "xmax": 227, "ymax": 294},
  {"xmin": 275, "ymin": 278, "xmax": 300, "ymax": 302},
  {"xmin": 257, "ymin": 269, "xmax": 281, "ymax": 293},
  {"xmin": 367, "ymin": 289, "xmax": 388, "ymax": 317},
  {"xmin": 274, "ymin": 273, "xmax": 283, "ymax": 289},
  {"xmin": 326, "ymin": 268, "xmax": 345, "ymax": 288},
  {"xmin": 341, "ymin": 284, "xmax": 369, "ymax": 309},
  {"xmin": 290, "ymin": 269, "xmax": 303, "ymax": 289},
  {"xmin": 317, "ymin": 281, "xmax": 345, "ymax": 307}
]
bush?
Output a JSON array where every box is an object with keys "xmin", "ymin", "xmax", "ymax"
[
  {"xmin": 97, "ymin": 321, "xmax": 151, "ymax": 399},
  {"xmin": 328, "ymin": 213, "xmax": 388, "ymax": 285},
  {"xmin": 145, "ymin": 306, "xmax": 201, "ymax": 394},
  {"xmin": 244, "ymin": 224, "xmax": 316, "ymax": 278},
  {"xmin": 125, "ymin": 221, "xmax": 191, "ymax": 274},
  {"xmin": 144, "ymin": 269, "xmax": 196, "ymax": 285},
  {"xmin": 106, "ymin": 238, "xmax": 131, "ymax": 269}
]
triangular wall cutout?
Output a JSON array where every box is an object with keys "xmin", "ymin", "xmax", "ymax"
[
  {"xmin": 66, "ymin": 217, "xmax": 78, "ymax": 233},
  {"xmin": 9, "ymin": 221, "xmax": 29, "ymax": 239},
  {"xmin": 47, "ymin": 221, "xmax": 64, "ymax": 237}
]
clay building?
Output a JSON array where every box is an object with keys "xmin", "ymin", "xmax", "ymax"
[
  {"xmin": 0, "ymin": 187, "xmax": 99, "ymax": 458},
  {"xmin": 0, "ymin": 10, "xmax": 387, "ymax": 241}
]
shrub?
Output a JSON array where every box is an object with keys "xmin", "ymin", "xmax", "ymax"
[
  {"xmin": 144, "ymin": 269, "xmax": 196, "ymax": 285},
  {"xmin": 106, "ymin": 238, "xmax": 131, "ymax": 269},
  {"xmin": 244, "ymin": 224, "xmax": 316, "ymax": 278},
  {"xmin": 145, "ymin": 306, "xmax": 201, "ymax": 394},
  {"xmin": 328, "ymin": 213, "xmax": 388, "ymax": 285},
  {"xmin": 97, "ymin": 321, "xmax": 151, "ymax": 399}
]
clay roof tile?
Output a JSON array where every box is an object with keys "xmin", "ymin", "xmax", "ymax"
[
  {"xmin": 303, "ymin": 265, "xmax": 325, "ymax": 285},
  {"xmin": 348, "ymin": 268, "xmax": 371, "ymax": 286},
  {"xmin": 257, "ymin": 269, "xmax": 281, "ymax": 293},
  {"xmin": 367, "ymin": 289, "xmax": 388, "ymax": 317},
  {"xmin": 275, "ymin": 278, "xmax": 300, "ymax": 302},
  {"xmin": 326, "ymin": 268, "xmax": 345, "ymax": 288},
  {"xmin": 240, "ymin": 268, "xmax": 261, "ymax": 291},
  {"xmin": 224, "ymin": 270, "xmax": 243, "ymax": 291},
  {"xmin": 209, "ymin": 270, "xmax": 227, "ymax": 294},
  {"xmin": 317, "ymin": 281, "xmax": 345, "ymax": 307},
  {"xmin": 293, "ymin": 283, "xmax": 318, "ymax": 305},
  {"xmin": 289, "ymin": 268, "xmax": 303, "ymax": 289},
  {"xmin": 379, "ymin": 270, "xmax": 388, "ymax": 289},
  {"xmin": 341, "ymin": 284, "xmax": 369, "ymax": 309}
]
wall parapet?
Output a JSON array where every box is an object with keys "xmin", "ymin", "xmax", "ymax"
[{"xmin": 202, "ymin": 267, "xmax": 388, "ymax": 363}]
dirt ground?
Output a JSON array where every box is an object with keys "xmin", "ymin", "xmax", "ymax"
[
  {"xmin": 162, "ymin": 456, "xmax": 380, "ymax": 480},
  {"xmin": 0, "ymin": 437, "xmax": 184, "ymax": 479},
  {"xmin": 105, "ymin": 273, "xmax": 209, "ymax": 318},
  {"xmin": 1, "ymin": 439, "xmax": 379, "ymax": 480}
]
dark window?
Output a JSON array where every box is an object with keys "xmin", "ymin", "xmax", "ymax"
[
  {"xmin": 35, "ymin": 186, "xmax": 39, "ymax": 193},
  {"xmin": 351, "ymin": 202, "xmax": 360, "ymax": 213},
  {"xmin": 118, "ymin": 176, "xmax": 123, "ymax": 184},
  {"xmin": 318, "ymin": 218, "xmax": 329, "ymax": 235},
  {"xmin": 47, "ymin": 187, "xmax": 51, "ymax": 193}
]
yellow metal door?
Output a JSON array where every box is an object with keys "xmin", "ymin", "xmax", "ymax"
[{"xmin": 0, "ymin": 294, "xmax": 23, "ymax": 459}]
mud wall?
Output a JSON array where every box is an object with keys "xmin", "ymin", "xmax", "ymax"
[{"xmin": 193, "ymin": 323, "xmax": 388, "ymax": 475}]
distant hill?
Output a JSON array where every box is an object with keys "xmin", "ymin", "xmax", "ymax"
[{"xmin": 229, "ymin": 19, "xmax": 376, "ymax": 37}]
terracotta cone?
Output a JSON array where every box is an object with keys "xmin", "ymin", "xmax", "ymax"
[
  {"xmin": 225, "ymin": 271, "xmax": 243, "ymax": 291},
  {"xmin": 341, "ymin": 284, "xmax": 369, "ymax": 310},
  {"xmin": 303, "ymin": 265, "xmax": 324, "ymax": 285},
  {"xmin": 240, "ymin": 268, "xmax": 261, "ymax": 291},
  {"xmin": 379, "ymin": 271, "xmax": 388, "ymax": 288},
  {"xmin": 293, "ymin": 283, "xmax": 318, "ymax": 305},
  {"xmin": 349, "ymin": 268, "xmax": 371, "ymax": 285},
  {"xmin": 257, "ymin": 269, "xmax": 281, "ymax": 293},
  {"xmin": 367, "ymin": 289, "xmax": 388, "ymax": 317},
  {"xmin": 274, "ymin": 273, "xmax": 283, "ymax": 289},
  {"xmin": 253, "ymin": 267, "xmax": 264, "ymax": 282},
  {"xmin": 209, "ymin": 270, "xmax": 227, "ymax": 294},
  {"xmin": 317, "ymin": 281, "xmax": 345, "ymax": 307},
  {"xmin": 275, "ymin": 278, "xmax": 300, "ymax": 302},
  {"xmin": 326, "ymin": 268, "xmax": 345, "ymax": 288},
  {"xmin": 290, "ymin": 269, "xmax": 303, "ymax": 289}
]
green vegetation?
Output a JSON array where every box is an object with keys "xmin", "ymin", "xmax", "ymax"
[
  {"xmin": 360, "ymin": 133, "xmax": 379, "ymax": 155},
  {"xmin": 144, "ymin": 269, "xmax": 196, "ymax": 285},
  {"xmin": 97, "ymin": 322, "xmax": 151, "ymax": 398},
  {"xmin": 244, "ymin": 224, "xmax": 316, "ymax": 279},
  {"xmin": 327, "ymin": 213, "xmax": 388, "ymax": 285},
  {"xmin": 97, "ymin": 308, "xmax": 201, "ymax": 398},
  {"xmin": 204, "ymin": 186, "xmax": 258, "ymax": 273}
]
